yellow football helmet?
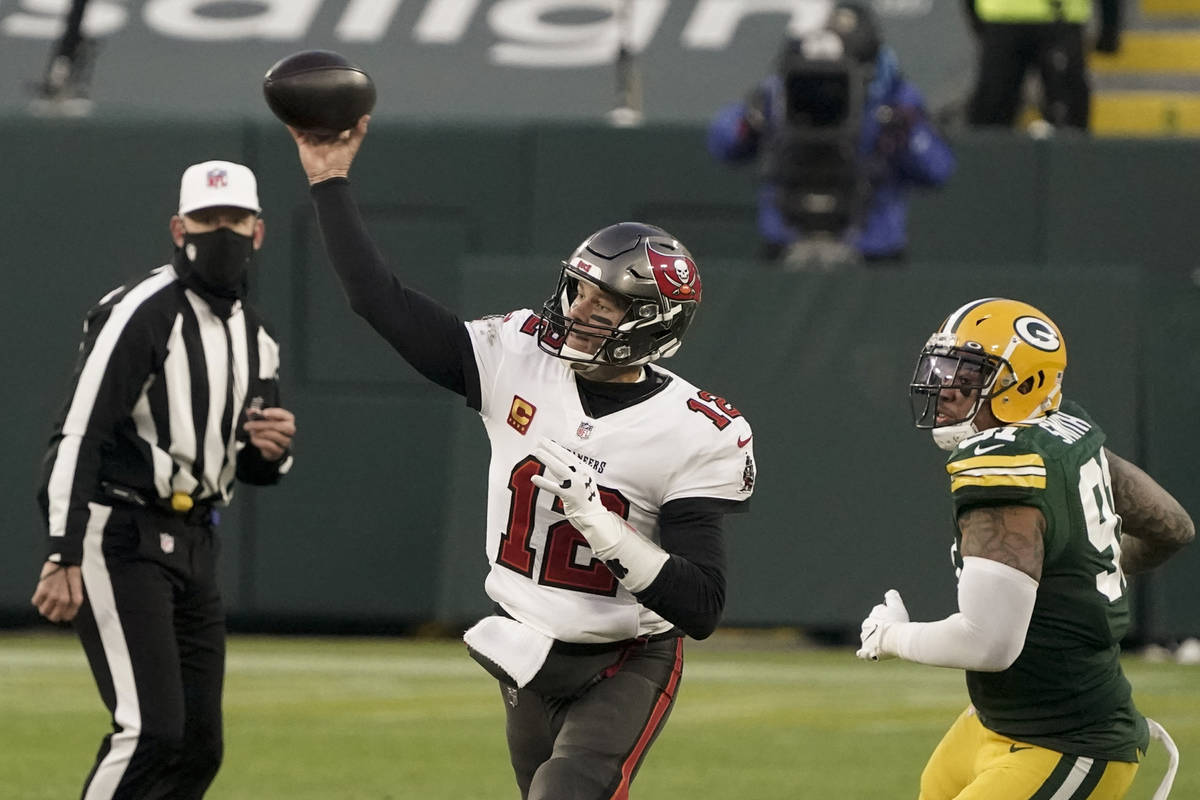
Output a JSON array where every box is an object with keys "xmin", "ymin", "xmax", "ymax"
[{"xmin": 910, "ymin": 297, "xmax": 1067, "ymax": 450}]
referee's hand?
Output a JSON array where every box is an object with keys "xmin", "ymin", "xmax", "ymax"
[
  {"xmin": 31, "ymin": 561, "xmax": 84, "ymax": 623},
  {"xmin": 244, "ymin": 406, "xmax": 296, "ymax": 462}
]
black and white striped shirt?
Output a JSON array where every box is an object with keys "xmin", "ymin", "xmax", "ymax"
[{"xmin": 39, "ymin": 259, "xmax": 292, "ymax": 565}]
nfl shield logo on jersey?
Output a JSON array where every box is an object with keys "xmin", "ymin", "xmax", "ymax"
[
  {"xmin": 576, "ymin": 421, "xmax": 594, "ymax": 440},
  {"xmin": 159, "ymin": 533, "xmax": 175, "ymax": 554}
]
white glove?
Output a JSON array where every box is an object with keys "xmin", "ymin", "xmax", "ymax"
[
  {"xmin": 856, "ymin": 589, "xmax": 910, "ymax": 661},
  {"xmin": 529, "ymin": 438, "xmax": 668, "ymax": 592},
  {"xmin": 530, "ymin": 438, "xmax": 616, "ymax": 545}
]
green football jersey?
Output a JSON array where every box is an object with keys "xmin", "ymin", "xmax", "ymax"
[{"xmin": 944, "ymin": 399, "xmax": 1148, "ymax": 762}]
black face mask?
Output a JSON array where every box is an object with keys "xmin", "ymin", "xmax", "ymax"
[{"xmin": 179, "ymin": 228, "xmax": 254, "ymax": 299}]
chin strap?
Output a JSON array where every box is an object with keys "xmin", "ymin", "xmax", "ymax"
[
  {"xmin": 932, "ymin": 420, "xmax": 979, "ymax": 451},
  {"xmin": 934, "ymin": 406, "xmax": 1064, "ymax": 450}
]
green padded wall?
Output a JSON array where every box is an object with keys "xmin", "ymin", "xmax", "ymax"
[{"xmin": 4, "ymin": 116, "xmax": 1197, "ymax": 637}]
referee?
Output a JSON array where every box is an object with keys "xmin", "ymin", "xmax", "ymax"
[{"xmin": 30, "ymin": 160, "xmax": 296, "ymax": 800}]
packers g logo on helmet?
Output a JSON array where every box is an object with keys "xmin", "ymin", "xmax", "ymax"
[
  {"xmin": 910, "ymin": 298, "xmax": 1067, "ymax": 450},
  {"xmin": 1013, "ymin": 315, "xmax": 1061, "ymax": 352}
]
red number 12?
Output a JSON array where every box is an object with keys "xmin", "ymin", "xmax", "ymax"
[{"xmin": 497, "ymin": 456, "xmax": 630, "ymax": 596}]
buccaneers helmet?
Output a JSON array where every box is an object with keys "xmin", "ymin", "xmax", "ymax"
[
  {"xmin": 538, "ymin": 222, "xmax": 702, "ymax": 370},
  {"xmin": 910, "ymin": 297, "xmax": 1067, "ymax": 450}
]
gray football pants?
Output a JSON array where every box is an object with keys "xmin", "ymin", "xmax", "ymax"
[{"xmin": 501, "ymin": 636, "xmax": 684, "ymax": 800}]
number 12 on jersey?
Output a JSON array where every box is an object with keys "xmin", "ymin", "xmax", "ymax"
[
  {"xmin": 496, "ymin": 456, "xmax": 630, "ymax": 596},
  {"xmin": 687, "ymin": 390, "xmax": 741, "ymax": 430}
]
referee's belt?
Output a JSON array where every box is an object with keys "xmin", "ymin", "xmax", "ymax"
[{"xmin": 99, "ymin": 481, "xmax": 218, "ymax": 525}]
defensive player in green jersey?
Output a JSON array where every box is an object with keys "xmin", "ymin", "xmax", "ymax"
[{"xmin": 857, "ymin": 297, "xmax": 1194, "ymax": 800}]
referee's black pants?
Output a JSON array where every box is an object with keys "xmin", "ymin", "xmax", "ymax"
[{"xmin": 73, "ymin": 502, "xmax": 225, "ymax": 800}]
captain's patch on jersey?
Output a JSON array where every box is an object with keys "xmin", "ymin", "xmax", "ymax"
[{"xmin": 507, "ymin": 395, "xmax": 536, "ymax": 435}]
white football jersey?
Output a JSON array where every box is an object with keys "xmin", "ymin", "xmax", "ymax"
[{"xmin": 464, "ymin": 309, "xmax": 756, "ymax": 643}]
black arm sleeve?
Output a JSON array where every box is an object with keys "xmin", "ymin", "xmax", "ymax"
[
  {"xmin": 310, "ymin": 178, "xmax": 481, "ymax": 405},
  {"xmin": 634, "ymin": 496, "xmax": 743, "ymax": 640},
  {"xmin": 236, "ymin": 443, "xmax": 286, "ymax": 485}
]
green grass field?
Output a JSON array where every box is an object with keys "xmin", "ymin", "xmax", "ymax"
[{"xmin": 1, "ymin": 631, "xmax": 1194, "ymax": 799}]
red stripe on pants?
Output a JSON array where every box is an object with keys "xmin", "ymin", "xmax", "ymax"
[{"xmin": 608, "ymin": 638, "xmax": 684, "ymax": 800}]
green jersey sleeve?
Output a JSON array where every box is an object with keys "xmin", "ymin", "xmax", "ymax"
[{"xmin": 945, "ymin": 429, "xmax": 1049, "ymax": 514}]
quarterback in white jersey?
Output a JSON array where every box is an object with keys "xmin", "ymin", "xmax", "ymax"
[
  {"xmin": 291, "ymin": 116, "xmax": 754, "ymax": 800},
  {"xmin": 468, "ymin": 307, "xmax": 755, "ymax": 644}
]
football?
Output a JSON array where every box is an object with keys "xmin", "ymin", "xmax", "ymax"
[{"xmin": 262, "ymin": 50, "xmax": 376, "ymax": 137}]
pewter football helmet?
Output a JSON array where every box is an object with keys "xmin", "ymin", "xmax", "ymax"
[{"xmin": 538, "ymin": 222, "xmax": 702, "ymax": 368}]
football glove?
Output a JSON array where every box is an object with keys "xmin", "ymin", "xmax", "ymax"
[
  {"xmin": 529, "ymin": 438, "xmax": 668, "ymax": 592},
  {"xmin": 856, "ymin": 589, "xmax": 909, "ymax": 661}
]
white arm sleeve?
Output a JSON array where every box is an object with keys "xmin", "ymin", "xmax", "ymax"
[{"xmin": 882, "ymin": 556, "xmax": 1038, "ymax": 671}]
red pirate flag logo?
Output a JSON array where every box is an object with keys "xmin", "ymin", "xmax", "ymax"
[{"xmin": 646, "ymin": 243, "xmax": 701, "ymax": 303}]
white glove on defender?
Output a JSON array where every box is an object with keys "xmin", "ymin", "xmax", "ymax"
[
  {"xmin": 855, "ymin": 559, "xmax": 1038, "ymax": 670},
  {"xmin": 530, "ymin": 439, "xmax": 668, "ymax": 593},
  {"xmin": 856, "ymin": 589, "xmax": 910, "ymax": 661}
]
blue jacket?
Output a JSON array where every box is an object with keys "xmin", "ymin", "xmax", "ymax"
[{"xmin": 707, "ymin": 47, "xmax": 955, "ymax": 259}]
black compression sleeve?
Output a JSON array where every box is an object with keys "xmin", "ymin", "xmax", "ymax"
[
  {"xmin": 634, "ymin": 497, "xmax": 739, "ymax": 640},
  {"xmin": 310, "ymin": 178, "xmax": 480, "ymax": 403},
  {"xmin": 235, "ymin": 442, "xmax": 286, "ymax": 485}
]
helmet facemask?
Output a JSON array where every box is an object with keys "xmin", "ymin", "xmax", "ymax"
[
  {"xmin": 910, "ymin": 337, "xmax": 1005, "ymax": 451},
  {"xmin": 538, "ymin": 266, "xmax": 687, "ymax": 373}
]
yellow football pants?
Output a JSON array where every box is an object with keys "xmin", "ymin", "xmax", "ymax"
[{"xmin": 919, "ymin": 706, "xmax": 1140, "ymax": 800}]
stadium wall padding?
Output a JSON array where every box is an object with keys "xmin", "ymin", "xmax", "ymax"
[{"xmin": 4, "ymin": 117, "xmax": 1198, "ymax": 638}]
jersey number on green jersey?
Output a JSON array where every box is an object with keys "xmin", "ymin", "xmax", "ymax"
[{"xmin": 1079, "ymin": 452, "xmax": 1124, "ymax": 602}]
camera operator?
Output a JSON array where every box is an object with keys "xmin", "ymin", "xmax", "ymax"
[{"xmin": 707, "ymin": 1, "xmax": 955, "ymax": 268}]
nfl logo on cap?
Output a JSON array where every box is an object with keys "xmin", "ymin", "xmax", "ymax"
[{"xmin": 178, "ymin": 160, "xmax": 261, "ymax": 216}]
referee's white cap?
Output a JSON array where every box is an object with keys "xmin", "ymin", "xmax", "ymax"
[{"xmin": 178, "ymin": 160, "xmax": 261, "ymax": 216}]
